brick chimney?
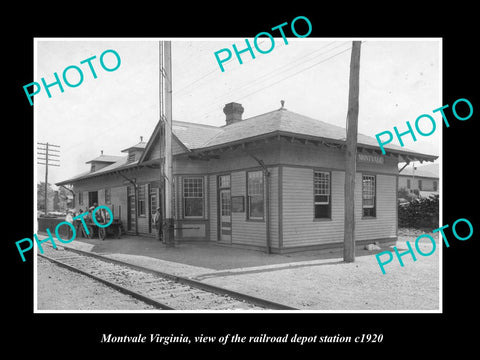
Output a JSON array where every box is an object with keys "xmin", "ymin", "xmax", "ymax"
[{"xmin": 223, "ymin": 102, "xmax": 244, "ymax": 125}]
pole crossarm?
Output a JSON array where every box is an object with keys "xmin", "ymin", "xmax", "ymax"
[{"xmin": 37, "ymin": 142, "xmax": 61, "ymax": 214}]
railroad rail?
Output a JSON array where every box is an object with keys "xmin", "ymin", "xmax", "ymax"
[{"xmin": 37, "ymin": 245, "xmax": 297, "ymax": 311}]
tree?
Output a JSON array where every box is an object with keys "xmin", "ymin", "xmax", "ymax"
[{"xmin": 37, "ymin": 182, "xmax": 55, "ymax": 212}]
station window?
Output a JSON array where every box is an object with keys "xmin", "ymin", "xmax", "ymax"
[
  {"xmin": 78, "ymin": 192, "xmax": 83, "ymax": 206},
  {"xmin": 219, "ymin": 174, "xmax": 230, "ymax": 189},
  {"xmin": 247, "ymin": 170, "xmax": 264, "ymax": 220},
  {"xmin": 314, "ymin": 171, "xmax": 331, "ymax": 219},
  {"xmin": 104, "ymin": 188, "xmax": 111, "ymax": 204},
  {"xmin": 183, "ymin": 177, "xmax": 204, "ymax": 218},
  {"xmin": 362, "ymin": 175, "xmax": 376, "ymax": 217}
]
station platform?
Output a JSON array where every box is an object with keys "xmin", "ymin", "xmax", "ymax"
[{"xmin": 37, "ymin": 233, "xmax": 376, "ymax": 278}]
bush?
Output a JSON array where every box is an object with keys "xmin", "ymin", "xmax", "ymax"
[{"xmin": 398, "ymin": 194, "xmax": 439, "ymax": 229}]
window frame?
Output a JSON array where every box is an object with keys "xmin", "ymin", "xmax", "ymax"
[
  {"xmin": 313, "ymin": 170, "xmax": 332, "ymax": 220},
  {"xmin": 218, "ymin": 174, "xmax": 231, "ymax": 218},
  {"xmin": 104, "ymin": 188, "xmax": 111, "ymax": 204},
  {"xmin": 362, "ymin": 174, "xmax": 377, "ymax": 218},
  {"xmin": 183, "ymin": 177, "xmax": 204, "ymax": 219},
  {"xmin": 246, "ymin": 170, "xmax": 264, "ymax": 221}
]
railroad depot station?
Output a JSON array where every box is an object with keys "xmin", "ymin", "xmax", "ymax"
[{"xmin": 56, "ymin": 102, "xmax": 437, "ymax": 253}]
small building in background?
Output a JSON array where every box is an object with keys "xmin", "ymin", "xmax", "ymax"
[{"xmin": 398, "ymin": 164, "xmax": 439, "ymax": 198}]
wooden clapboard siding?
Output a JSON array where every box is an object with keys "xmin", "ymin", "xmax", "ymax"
[
  {"xmin": 174, "ymin": 157, "xmax": 209, "ymax": 175},
  {"xmin": 97, "ymin": 189, "xmax": 105, "ymax": 205},
  {"xmin": 355, "ymin": 173, "xmax": 397, "ymax": 240},
  {"xmin": 173, "ymin": 175, "xmax": 180, "ymax": 220},
  {"xmin": 172, "ymin": 137, "xmax": 187, "ymax": 155},
  {"xmin": 230, "ymin": 170, "xmax": 266, "ymax": 247},
  {"xmin": 282, "ymin": 168, "xmax": 397, "ymax": 248},
  {"xmin": 282, "ymin": 167, "xmax": 345, "ymax": 247},
  {"xmin": 110, "ymin": 186, "xmax": 127, "ymax": 225},
  {"xmin": 137, "ymin": 216, "xmax": 149, "ymax": 234},
  {"xmin": 268, "ymin": 167, "xmax": 279, "ymax": 248},
  {"xmin": 175, "ymin": 175, "xmax": 183, "ymax": 220}
]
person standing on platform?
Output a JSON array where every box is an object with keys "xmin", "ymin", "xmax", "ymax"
[{"xmin": 153, "ymin": 206, "xmax": 163, "ymax": 241}]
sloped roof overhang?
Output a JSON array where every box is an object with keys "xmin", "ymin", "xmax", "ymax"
[{"xmin": 186, "ymin": 130, "xmax": 438, "ymax": 163}]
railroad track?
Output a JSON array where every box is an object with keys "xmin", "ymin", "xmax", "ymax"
[{"xmin": 37, "ymin": 245, "xmax": 296, "ymax": 311}]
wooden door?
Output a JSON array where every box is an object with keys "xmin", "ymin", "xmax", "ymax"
[{"xmin": 218, "ymin": 175, "xmax": 231, "ymax": 242}]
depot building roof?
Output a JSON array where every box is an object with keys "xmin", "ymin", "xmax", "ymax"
[{"xmin": 56, "ymin": 103, "xmax": 438, "ymax": 186}]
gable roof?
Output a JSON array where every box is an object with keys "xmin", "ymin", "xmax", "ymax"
[
  {"xmin": 56, "ymin": 156, "xmax": 136, "ymax": 186},
  {"xmin": 121, "ymin": 141, "xmax": 147, "ymax": 153},
  {"xmin": 172, "ymin": 121, "xmax": 223, "ymax": 149},
  {"xmin": 85, "ymin": 154, "xmax": 124, "ymax": 164}
]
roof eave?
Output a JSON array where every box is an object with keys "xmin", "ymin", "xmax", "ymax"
[
  {"xmin": 190, "ymin": 130, "xmax": 438, "ymax": 163},
  {"xmin": 55, "ymin": 162, "xmax": 140, "ymax": 186}
]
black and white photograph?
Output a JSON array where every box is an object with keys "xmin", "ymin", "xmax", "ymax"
[
  {"xmin": 33, "ymin": 38, "xmax": 441, "ymax": 312},
  {"xmin": 7, "ymin": 8, "xmax": 479, "ymax": 354}
]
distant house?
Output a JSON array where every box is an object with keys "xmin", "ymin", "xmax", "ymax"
[
  {"xmin": 56, "ymin": 102, "xmax": 437, "ymax": 253},
  {"xmin": 398, "ymin": 164, "xmax": 439, "ymax": 198}
]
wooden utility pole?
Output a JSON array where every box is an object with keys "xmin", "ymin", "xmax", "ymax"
[
  {"xmin": 343, "ymin": 41, "xmax": 361, "ymax": 263},
  {"xmin": 159, "ymin": 41, "xmax": 175, "ymax": 246},
  {"xmin": 37, "ymin": 142, "xmax": 60, "ymax": 214}
]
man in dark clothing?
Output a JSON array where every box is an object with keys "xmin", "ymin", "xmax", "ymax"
[{"xmin": 153, "ymin": 207, "xmax": 163, "ymax": 241}]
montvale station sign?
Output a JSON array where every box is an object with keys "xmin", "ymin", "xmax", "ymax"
[{"xmin": 357, "ymin": 153, "xmax": 384, "ymax": 164}]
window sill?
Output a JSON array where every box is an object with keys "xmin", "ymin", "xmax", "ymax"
[
  {"xmin": 246, "ymin": 218, "xmax": 265, "ymax": 222},
  {"xmin": 313, "ymin": 218, "xmax": 332, "ymax": 222},
  {"xmin": 361, "ymin": 216, "xmax": 377, "ymax": 220}
]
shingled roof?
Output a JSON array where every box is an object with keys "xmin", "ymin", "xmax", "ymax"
[
  {"xmin": 85, "ymin": 154, "xmax": 124, "ymax": 164},
  {"xmin": 174, "ymin": 107, "xmax": 436, "ymax": 162},
  {"xmin": 172, "ymin": 121, "xmax": 222, "ymax": 149},
  {"xmin": 199, "ymin": 108, "xmax": 381, "ymax": 149}
]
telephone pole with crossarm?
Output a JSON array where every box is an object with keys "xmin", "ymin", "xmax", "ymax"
[{"xmin": 37, "ymin": 142, "xmax": 60, "ymax": 214}]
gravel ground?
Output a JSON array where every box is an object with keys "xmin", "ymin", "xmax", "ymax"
[
  {"xmin": 196, "ymin": 229, "xmax": 440, "ymax": 310},
  {"xmin": 36, "ymin": 256, "xmax": 157, "ymax": 311},
  {"xmin": 202, "ymin": 237, "xmax": 440, "ymax": 310},
  {"xmin": 36, "ymin": 228, "xmax": 440, "ymax": 311}
]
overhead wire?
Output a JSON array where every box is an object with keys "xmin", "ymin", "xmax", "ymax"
[
  {"xmin": 191, "ymin": 42, "xmax": 351, "ymax": 121},
  {"xmin": 56, "ymin": 41, "xmax": 359, "ymax": 161},
  {"xmin": 235, "ymin": 44, "xmax": 353, "ymax": 102},
  {"xmin": 172, "ymin": 39, "xmax": 289, "ymax": 97},
  {"xmin": 222, "ymin": 41, "xmax": 349, "ymax": 102},
  {"xmin": 194, "ymin": 42, "xmax": 354, "ymax": 122}
]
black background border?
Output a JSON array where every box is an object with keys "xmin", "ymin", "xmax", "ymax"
[{"xmin": 6, "ymin": 6, "xmax": 478, "ymax": 355}]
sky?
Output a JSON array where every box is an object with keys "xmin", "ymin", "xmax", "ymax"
[{"xmin": 35, "ymin": 38, "xmax": 441, "ymax": 187}]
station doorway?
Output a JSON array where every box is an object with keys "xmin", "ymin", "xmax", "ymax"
[{"xmin": 88, "ymin": 191, "xmax": 98, "ymax": 207}]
